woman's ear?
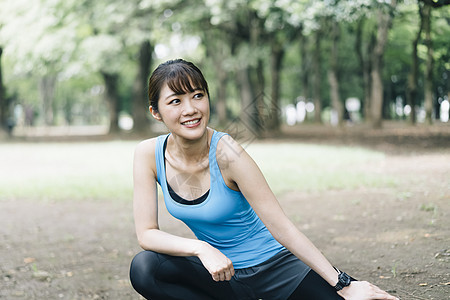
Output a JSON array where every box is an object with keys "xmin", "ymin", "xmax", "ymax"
[{"xmin": 149, "ymin": 106, "xmax": 162, "ymax": 121}]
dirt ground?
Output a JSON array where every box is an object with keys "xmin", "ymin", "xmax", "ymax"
[{"xmin": 1, "ymin": 123, "xmax": 449, "ymax": 299}]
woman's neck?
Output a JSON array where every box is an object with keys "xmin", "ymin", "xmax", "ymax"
[{"xmin": 168, "ymin": 128, "xmax": 211, "ymax": 165}]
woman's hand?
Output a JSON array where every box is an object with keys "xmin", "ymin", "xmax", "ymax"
[
  {"xmin": 196, "ymin": 241, "xmax": 235, "ymax": 282},
  {"xmin": 338, "ymin": 281, "xmax": 399, "ymax": 300}
]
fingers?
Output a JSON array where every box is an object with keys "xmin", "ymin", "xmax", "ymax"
[
  {"xmin": 211, "ymin": 263, "xmax": 234, "ymax": 282},
  {"xmin": 197, "ymin": 244, "xmax": 235, "ymax": 282},
  {"xmin": 225, "ymin": 266, "xmax": 235, "ymax": 280},
  {"xmin": 369, "ymin": 282, "xmax": 399, "ymax": 300},
  {"xmin": 339, "ymin": 281, "xmax": 399, "ymax": 300},
  {"xmin": 211, "ymin": 270, "xmax": 230, "ymax": 282}
]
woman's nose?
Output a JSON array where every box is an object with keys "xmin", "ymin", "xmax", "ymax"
[{"xmin": 182, "ymin": 99, "xmax": 196, "ymax": 115}]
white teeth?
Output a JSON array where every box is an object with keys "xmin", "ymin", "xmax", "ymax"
[{"xmin": 182, "ymin": 119, "xmax": 199, "ymax": 125}]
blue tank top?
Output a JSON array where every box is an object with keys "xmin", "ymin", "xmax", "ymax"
[{"xmin": 155, "ymin": 130, "xmax": 284, "ymax": 269}]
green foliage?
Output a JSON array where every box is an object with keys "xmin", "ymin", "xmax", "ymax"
[
  {"xmin": 419, "ymin": 203, "xmax": 437, "ymax": 212},
  {"xmin": 0, "ymin": 0, "xmax": 449, "ymax": 128}
]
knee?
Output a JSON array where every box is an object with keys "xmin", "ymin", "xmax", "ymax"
[{"xmin": 129, "ymin": 251, "xmax": 159, "ymax": 291}]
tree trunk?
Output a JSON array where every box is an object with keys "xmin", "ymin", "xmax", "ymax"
[
  {"xmin": 215, "ymin": 61, "xmax": 228, "ymax": 126},
  {"xmin": 299, "ymin": 32, "xmax": 310, "ymax": 102},
  {"xmin": 406, "ymin": 2, "xmax": 424, "ymax": 125},
  {"xmin": 269, "ymin": 39, "xmax": 284, "ymax": 132},
  {"xmin": 248, "ymin": 11, "xmax": 265, "ymax": 134},
  {"xmin": 203, "ymin": 28, "xmax": 229, "ymax": 127},
  {"xmin": 0, "ymin": 47, "xmax": 6, "ymax": 135},
  {"xmin": 355, "ymin": 18, "xmax": 374, "ymax": 123},
  {"xmin": 101, "ymin": 72, "xmax": 120, "ymax": 134},
  {"xmin": 423, "ymin": 3, "xmax": 434, "ymax": 124},
  {"xmin": 312, "ymin": 29, "xmax": 322, "ymax": 123},
  {"xmin": 39, "ymin": 75, "xmax": 57, "ymax": 126},
  {"xmin": 132, "ymin": 40, "xmax": 153, "ymax": 135},
  {"xmin": 370, "ymin": 0, "xmax": 397, "ymax": 129},
  {"xmin": 237, "ymin": 67, "xmax": 258, "ymax": 136},
  {"xmin": 328, "ymin": 20, "xmax": 343, "ymax": 126},
  {"xmin": 256, "ymin": 59, "xmax": 265, "ymax": 98},
  {"xmin": 256, "ymin": 58, "xmax": 266, "ymax": 127}
]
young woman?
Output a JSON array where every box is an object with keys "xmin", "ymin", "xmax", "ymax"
[{"xmin": 129, "ymin": 59, "xmax": 398, "ymax": 300}]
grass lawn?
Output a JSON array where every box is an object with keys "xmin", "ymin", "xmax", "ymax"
[
  {"xmin": 1, "ymin": 137, "xmax": 448, "ymax": 299},
  {"xmin": 0, "ymin": 140, "xmax": 396, "ymax": 202}
]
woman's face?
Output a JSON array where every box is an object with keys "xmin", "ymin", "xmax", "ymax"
[{"xmin": 151, "ymin": 82, "xmax": 210, "ymax": 140}]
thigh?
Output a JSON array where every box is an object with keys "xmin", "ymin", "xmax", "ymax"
[
  {"xmin": 231, "ymin": 249, "xmax": 310, "ymax": 300},
  {"xmin": 130, "ymin": 250, "xmax": 236, "ymax": 300},
  {"xmin": 287, "ymin": 269, "xmax": 344, "ymax": 300}
]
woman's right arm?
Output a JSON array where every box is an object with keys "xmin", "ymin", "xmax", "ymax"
[{"xmin": 132, "ymin": 139, "xmax": 234, "ymax": 281}]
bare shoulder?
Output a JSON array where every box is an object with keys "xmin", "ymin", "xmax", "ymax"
[
  {"xmin": 135, "ymin": 137, "xmax": 158, "ymax": 157},
  {"xmin": 216, "ymin": 134, "xmax": 246, "ymax": 164},
  {"xmin": 134, "ymin": 138, "xmax": 158, "ymax": 176},
  {"xmin": 216, "ymin": 133, "xmax": 255, "ymax": 175},
  {"xmin": 216, "ymin": 133, "xmax": 265, "ymax": 191}
]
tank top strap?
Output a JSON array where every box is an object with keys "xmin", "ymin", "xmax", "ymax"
[
  {"xmin": 210, "ymin": 130, "xmax": 227, "ymax": 150},
  {"xmin": 155, "ymin": 133, "xmax": 170, "ymax": 185},
  {"xmin": 209, "ymin": 130, "xmax": 228, "ymax": 182},
  {"xmin": 209, "ymin": 131, "xmax": 228, "ymax": 161}
]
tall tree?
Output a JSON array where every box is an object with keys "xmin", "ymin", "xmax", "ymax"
[
  {"xmin": 127, "ymin": 0, "xmax": 179, "ymax": 135},
  {"xmin": 203, "ymin": 28, "xmax": 231, "ymax": 127},
  {"xmin": 251, "ymin": 1, "xmax": 301, "ymax": 133},
  {"xmin": 312, "ymin": 25, "xmax": 323, "ymax": 123},
  {"xmin": 299, "ymin": 31, "xmax": 311, "ymax": 107},
  {"xmin": 78, "ymin": 31, "xmax": 126, "ymax": 134},
  {"xmin": 39, "ymin": 75, "xmax": 57, "ymax": 125},
  {"xmin": 132, "ymin": 40, "xmax": 153, "ymax": 134},
  {"xmin": 327, "ymin": 18, "xmax": 344, "ymax": 126},
  {"xmin": 0, "ymin": 46, "xmax": 6, "ymax": 135},
  {"xmin": 223, "ymin": 4, "xmax": 263, "ymax": 137},
  {"xmin": 370, "ymin": 0, "xmax": 397, "ymax": 128},
  {"xmin": 237, "ymin": 8, "xmax": 264, "ymax": 136},
  {"xmin": 0, "ymin": 0, "xmax": 79, "ymax": 126},
  {"xmin": 76, "ymin": 0, "xmax": 158, "ymax": 134},
  {"xmin": 101, "ymin": 72, "xmax": 120, "ymax": 133},
  {"xmin": 406, "ymin": 1, "xmax": 425, "ymax": 125},
  {"xmin": 419, "ymin": 0, "xmax": 450, "ymax": 123},
  {"xmin": 269, "ymin": 36, "xmax": 285, "ymax": 131},
  {"xmin": 355, "ymin": 17, "xmax": 376, "ymax": 122},
  {"xmin": 422, "ymin": 3, "xmax": 434, "ymax": 124}
]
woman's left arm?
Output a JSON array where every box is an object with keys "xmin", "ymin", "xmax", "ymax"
[{"xmin": 218, "ymin": 135, "xmax": 398, "ymax": 300}]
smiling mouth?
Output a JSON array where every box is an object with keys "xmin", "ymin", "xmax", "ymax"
[{"xmin": 181, "ymin": 119, "xmax": 200, "ymax": 125}]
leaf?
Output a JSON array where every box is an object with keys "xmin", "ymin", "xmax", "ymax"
[{"xmin": 23, "ymin": 257, "xmax": 36, "ymax": 264}]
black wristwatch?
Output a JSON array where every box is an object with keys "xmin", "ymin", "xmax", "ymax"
[{"xmin": 334, "ymin": 270, "xmax": 351, "ymax": 291}]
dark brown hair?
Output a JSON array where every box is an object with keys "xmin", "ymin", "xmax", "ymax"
[{"xmin": 148, "ymin": 59, "xmax": 210, "ymax": 113}]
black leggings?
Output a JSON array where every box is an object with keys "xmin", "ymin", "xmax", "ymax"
[{"xmin": 129, "ymin": 251, "xmax": 346, "ymax": 300}]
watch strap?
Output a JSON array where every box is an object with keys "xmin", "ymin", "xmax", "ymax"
[{"xmin": 334, "ymin": 269, "xmax": 351, "ymax": 291}]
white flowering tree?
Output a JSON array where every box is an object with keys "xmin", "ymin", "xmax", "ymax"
[
  {"xmin": 72, "ymin": 0, "xmax": 150, "ymax": 134},
  {"xmin": 0, "ymin": 0, "xmax": 80, "ymax": 126},
  {"xmin": 0, "ymin": 0, "xmax": 182, "ymax": 134}
]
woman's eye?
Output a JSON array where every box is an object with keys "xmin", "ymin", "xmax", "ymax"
[
  {"xmin": 194, "ymin": 93, "xmax": 204, "ymax": 99},
  {"xmin": 169, "ymin": 99, "xmax": 180, "ymax": 105}
]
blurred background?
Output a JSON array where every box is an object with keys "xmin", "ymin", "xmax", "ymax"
[
  {"xmin": 0, "ymin": 0, "xmax": 449, "ymax": 139},
  {"xmin": 1, "ymin": 1, "xmax": 450, "ymax": 299}
]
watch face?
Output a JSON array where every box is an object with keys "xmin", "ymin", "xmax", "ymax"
[
  {"xmin": 340, "ymin": 272, "xmax": 351, "ymax": 286},
  {"xmin": 335, "ymin": 271, "xmax": 352, "ymax": 291}
]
